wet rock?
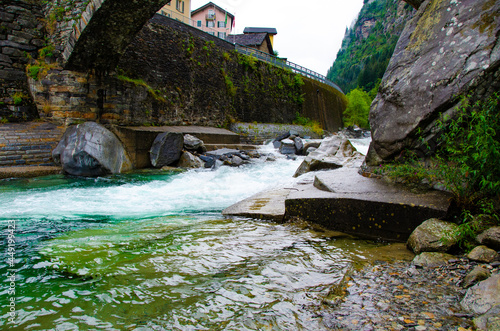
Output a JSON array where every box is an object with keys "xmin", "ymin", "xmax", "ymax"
[
  {"xmin": 305, "ymin": 147, "xmax": 317, "ymax": 155},
  {"xmin": 294, "ymin": 137, "xmax": 304, "ymax": 155},
  {"xmin": 473, "ymin": 305, "xmax": 500, "ymax": 331},
  {"xmin": 407, "ymin": 218, "xmax": 460, "ymax": 254},
  {"xmin": 53, "ymin": 122, "xmax": 132, "ymax": 177},
  {"xmin": 322, "ymin": 260, "xmax": 474, "ymax": 330},
  {"xmin": 467, "ymin": 245, "xmax": 499, "ymax": 263},
  {"xmin": 462, "ymin": 266, "xmax": 491, "ymax": 289},
  {"xmin": 412, "ymin": 252, "xmax": 455, "ymax": 268},
  {"xmin": 293, "ymin": 136, "xmax": 362, "ymax": 177},
  {"xmin": 149, "ymin": 132, "xmax": 184, "ymax": 168},
  {"xmin": 177, "ymin": 151, "xmax": 204, "ymax": 169},
  {"xmin": 206, "ymin": 148, "xmax": 240, "ymax": 158},
  {"xmin": 183, "ymin": 134, "xmax": 206, "ymax": 153},
  {"xmin": 461, "ymin": 274, "xmax": 500, "ymax": 315},
  {"xmin": 279, "ymin": 138, "xmax": 296, "ymax": 155},
  {"xmin": 303, "ymin": 141, "xmax": 321, "ymax": 153},
  {"xmin": 477, "ymin": 227, "xmax": 500, "ymax": 251},
  {"xmin": 199, "ymin": 154, "xmax": 215, "ymax": 168},
  {"xmin": 224, "ymin": 155, "xmax": 244, "ymax": 167}
]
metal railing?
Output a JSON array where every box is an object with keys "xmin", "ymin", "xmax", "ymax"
[
  {"xmin": 157, "ymin": 10, "xmax": 343, "ymax": 94},
  {"xmin": 233, "ymin": 45, "xmax": 343, "ymax": 93}
]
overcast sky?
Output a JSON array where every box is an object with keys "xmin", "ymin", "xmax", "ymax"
[{"xmin": 190, "ymin": 0, "xmax": 364, "ymax": 76}]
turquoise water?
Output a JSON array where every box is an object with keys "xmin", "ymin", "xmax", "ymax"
[{"xmin": 0, "ymin": 144, "xmax": 406, "ymax": 330}]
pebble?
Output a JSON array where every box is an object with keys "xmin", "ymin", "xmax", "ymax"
[{"xmin": 320, "ymin": 258, "xmax": 492, "ymax": 330}]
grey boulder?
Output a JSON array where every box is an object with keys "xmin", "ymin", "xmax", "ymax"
[
  {"xmin": 149, "ymin": 132, "xmax": 184, "ymax": 168},
  {"xmin": 52, "ymin": 122, "xmax": 132, "ymax": 177},
  {"xmin": 407, "ymin": 218, "xmax": 460, "ymax": 254}
]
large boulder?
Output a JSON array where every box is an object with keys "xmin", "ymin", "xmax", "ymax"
[
  {"xmin": 294, "ymin": 135, "xmax": 362, "ymax": 177},
  {"xmin": 52, "ymin": 122, "xmax": 132, "ymax": 177},
  {"xmin": 149, "ymin": 132, "xmax": 184, "ymax": 168},
  {"xmin": 461, "ymin": 274, "xmax": 500, "ymax": 315},
  {"xmin": 366, "ymin": 0, "xmax": 500, "ymax": 164},
  {"xmin": 407, "ymin": 218, "xmax": 460, "ymax": 254}
]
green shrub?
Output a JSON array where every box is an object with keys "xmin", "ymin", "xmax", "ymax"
[
  {"xmin": 343, "ymin": 87, "xmax": 372, "ymax": 129},
  {"xmin": 384, "ymin": 93, "xmax": 500, "ymax": 251}
]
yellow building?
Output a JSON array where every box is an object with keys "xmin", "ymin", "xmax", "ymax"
[{"xmin": 158, "ymin": 0, "xmax": 191, "ymax": 24}]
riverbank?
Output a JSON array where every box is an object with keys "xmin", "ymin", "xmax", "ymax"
[{"xmin": 321, "ymin": 257, "xmax": 482, "ymax": 330}]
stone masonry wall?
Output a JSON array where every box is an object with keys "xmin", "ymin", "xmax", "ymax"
[
  {"xmin": 29, "ymin": 15, "xmax": 346, "ymax": 131},
  {"xmin": 0, "ymin": 0, "xmax": 46, "ymax": 122}
]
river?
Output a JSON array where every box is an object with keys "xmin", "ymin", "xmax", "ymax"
[{"xmin": 0, "ymin": 139, "xmax": 408, "ymax": 330}]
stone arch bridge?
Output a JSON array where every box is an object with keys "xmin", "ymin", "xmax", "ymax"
[{"xmin": 58, "ymin": 0, "xmax": 171, "ymax": 71}]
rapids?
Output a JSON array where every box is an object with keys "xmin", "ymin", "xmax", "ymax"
[{"xmin": 0, "ymin": 141, "xmax": 411, "ymax": 330}]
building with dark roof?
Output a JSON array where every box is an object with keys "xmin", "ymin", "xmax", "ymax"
[{"xmin": 227, "ymin": 27, "xmax": 278, "ymax": 55}]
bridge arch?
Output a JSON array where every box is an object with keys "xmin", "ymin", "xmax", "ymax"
[{"xmin": 61, "ymin": 0, "xmax": 171, "ymax": 72}]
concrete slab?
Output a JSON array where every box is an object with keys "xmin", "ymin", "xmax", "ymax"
[
  {"xmin": 286, "ymin": 168, "xmax": 452, "ymax": 241},
  {"xmin": 0, "ymin": 166, "xmax": 62, "ymax": 179},
  {"xmin": 222, "ymin": 188, "xmax": 294, "ymax": 221},
  {"xmin": 113, "ymin": 126, "xmax": 242, "ymax": 169}
]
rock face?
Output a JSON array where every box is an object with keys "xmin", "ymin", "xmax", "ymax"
[
  {"xmin": 407, "ymin": 218, "xmax": 459, "ymax": 254},
  {"xmin": 53, "ymin": 122, "xmax": 132, "ymax": 176},
  {"xmin": 366, "ymin": 0, "xmax": 500, "ymax": 164},
  {"xmin": 149, "ymin": 132, "xmax": 184, "ymax": 168}
]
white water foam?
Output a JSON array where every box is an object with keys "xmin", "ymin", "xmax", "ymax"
[{"xmin": 0, "ymin": 149, "xmax": 303, "ymax": 220}]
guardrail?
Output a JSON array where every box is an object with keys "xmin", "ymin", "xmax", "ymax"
[
  {"xmin": 234, "ymin": 45, "xmax": 343, "ymax": 93},
  {"xmin": 157, "ymin": 10, "xmax": 343, "ymax": 94}
]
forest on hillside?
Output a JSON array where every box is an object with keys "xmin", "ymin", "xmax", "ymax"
[{"xmin": 327, "ymin": 0, "xmax": 414, "ymax": 128}]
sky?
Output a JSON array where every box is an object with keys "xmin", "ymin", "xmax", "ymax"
[{"xmin": 190, "ymin": 0, "xmax": 364, "ymax": 76}]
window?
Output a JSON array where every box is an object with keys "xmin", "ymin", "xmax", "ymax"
[
  {"xmin": 208, "ymin": 9, "xmax": 215, "ymax": 19},
  {"xmin": 207, "ymin": 20, "xmax": 215, "ymax": 28},
  {"xmin": 218, "ymin": 32, "xmax": 226, "ymax": 39},
  {"xmin": 176, "ymin": 0, "xmax": 184, "ymax": 13},
  {"xmin": 218, "ymin": 21, "xmax": 226, "ymax": 28},
  {"xmin": 209, "ymin": 31, "xmax": 216, "ymax": 36},
  {"xmin": 197, "ymin": 20, "xmax": 202, "ymax": 27}
]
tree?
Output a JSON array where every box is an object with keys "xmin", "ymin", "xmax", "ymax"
[{"xmin": 343, "ymin": 88, "xmax": 372, "ymax": 128}]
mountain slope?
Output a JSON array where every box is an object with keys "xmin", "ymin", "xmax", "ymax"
[{"xmin": 327, "ymin": 0, "xmax": 414, "ymax": 94}]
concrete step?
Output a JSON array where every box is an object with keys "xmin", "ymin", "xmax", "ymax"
[
  {"xmin": 223, "ymin": 167, "xmax": 452, "ymax": 242},
  {"xmin": 113, "ymin": 126, "xmax": 243, "ymax": 169},
  {"xmin": 204, "ymin": 144, "xmax": 257, "ymax": 151},
  {"xmin": 0, "ymin": 122, "xmax": 65, "ymax": 167}
]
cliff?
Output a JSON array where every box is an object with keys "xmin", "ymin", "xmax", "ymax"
[
  {"xmin": 327, "ymin": 0, "xmax": 415, "ymax": 93},
  {"xmin": 366, "ymin": 0, "xmax": 500, "ymax": 164}
]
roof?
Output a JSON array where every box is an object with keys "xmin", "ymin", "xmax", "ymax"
[
  {"xmin": 243, "ymin": 27, "xmax": 277, "ymax": 35},
  {"xmin": 191, "ymin": 1, "xmax": 234, "ymax": 20},
  {"xmin": 227, "ymin": 33, "xmax": 274, "ymax": 54},
  {"xmin": 227, "ymin": 33, "xmax": 267, "ymax": 46}
]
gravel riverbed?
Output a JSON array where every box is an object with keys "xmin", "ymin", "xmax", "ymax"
[{"xmin": 320, "ymin": 258, "xmax": 497, "ymax": 330}]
